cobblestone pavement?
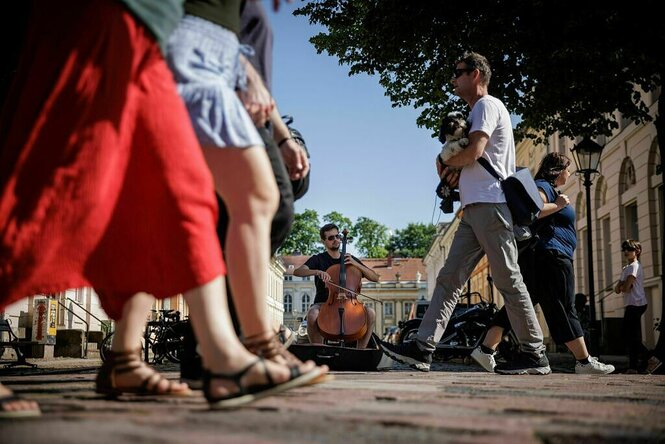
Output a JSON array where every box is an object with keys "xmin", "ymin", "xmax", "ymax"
[{"xmin": 1, "ymin": 356, "xmax": 664, "ymax": 443}]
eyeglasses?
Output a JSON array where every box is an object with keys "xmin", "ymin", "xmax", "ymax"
[
  {"xmin": 326, "ymin": 234, "xmax": 342, "ymax": 241},
  {"xmin": 452, "ymin": 68, "xmax": 475, "ymax": 79},
  {"xmin": 621, "ymin": 247, "xmax": 637, "ymax": 252}
]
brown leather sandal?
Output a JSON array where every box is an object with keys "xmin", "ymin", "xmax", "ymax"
[
  {"xmin": 242, "ymin": 331, "xmax": 332, "ymax": 384},
  {"xmin": 95, "ymin": 349, "xmax": 192, "ymax": 397},
  {"xmin": 204, "ymin": 357, "xmax": 323, "ymax": 410}
]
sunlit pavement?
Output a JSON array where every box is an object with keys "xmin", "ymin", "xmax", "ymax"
[{"xmin": 1, "ymin": 355, "xmax": 664, "ymax": 443}]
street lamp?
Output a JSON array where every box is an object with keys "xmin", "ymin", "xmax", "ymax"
[{"xmin": 571, "ymin": 137, "xmax": 605, "ymax": 354}]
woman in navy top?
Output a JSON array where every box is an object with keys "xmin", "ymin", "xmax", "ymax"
[{"xmin": 472, "ymin": 153, "xmax": 614, "ymax": 375}]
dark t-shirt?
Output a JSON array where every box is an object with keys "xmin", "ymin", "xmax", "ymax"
[
  {"xmin": 533, "ymin": 179, "xmax": 577, "ymax": 259},
  {"xmin": 185, "ymin": 0, "xmax": 242, "ymax": 35},
  {"xmin": 304, "ymin": 252, "xmax": 365, "ymax": 304}
]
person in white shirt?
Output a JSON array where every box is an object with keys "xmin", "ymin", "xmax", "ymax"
[
  {"xmin": 615, "ymin": 239, "xmax": 649, "ymax": 373},
  {"xmin": 379, "ymin": 52, "xmax": 548, "ymax": 375}
]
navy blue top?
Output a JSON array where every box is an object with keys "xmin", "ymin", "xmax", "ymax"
[{"xmin": 532, "ymin": 179, "xmax": 577, "ymax": 260}]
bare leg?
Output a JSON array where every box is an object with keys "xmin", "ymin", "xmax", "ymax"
[
  {"xmin": 184, "ymin": 276, "xmax": 306, "ymax": 398},
  {"xmin": 565, "ymin": 337, "xmax": 589, "ymax": 360},
  {"xmin": 202, "ymin": 146, "xmax": 320, "ymax": 374},
  {"xmin": 109, "ymin": 293, "xmax": 189, "ymax": 394},
  {"xmin": 306, "ymin": 304, "xmax": 324, "ymax": 344},
  {"xmin": 202, "ymin": 145, "xmax": 278, "ymax": 339},
  {"xmin": 357, "ymin": 307, "xmax": 376, "ymax": 349},
  {"xmin": 482, "ymin": 325, "xmax": 505, "ymax": 351}
]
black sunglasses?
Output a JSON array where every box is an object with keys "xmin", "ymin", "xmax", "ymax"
[
  {"xmin": 452, "ymin": 68, "xmax": 475, "ymax": 79},
  {"xmin": 326, "ymin": 234, "xmax": 342, "ymax": 241},
  {"xmin": 622, "ymin": 247, "xmax": 636, "ymax": 252}
]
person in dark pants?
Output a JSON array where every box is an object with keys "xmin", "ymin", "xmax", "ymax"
[
  {"xmin": 616, "ymin": 239, "xmax": 649, "ymax": 373},
  {"xmin": 470, "ymin": 153, "xmax": 614, "ymax": 375}
]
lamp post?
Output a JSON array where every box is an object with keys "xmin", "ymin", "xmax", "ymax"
[{"xmin": 571, "ymin": 137, "xmax": 605, "ymax": 354}]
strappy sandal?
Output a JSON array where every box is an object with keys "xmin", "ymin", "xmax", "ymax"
[
  {"xmin": 0, "ymin": 394, "xmax": 41, "ymax": 419},
  {"xmin": 243, "ymin": 331, "xmax": 332, "ymax": 385},
  {"xmin": 95, "ymin": 349, "xmax": 192, "ymax": 397},
  {"xmin": 204, "ymin": 357, "xmax": 322, "ymax": 410}
]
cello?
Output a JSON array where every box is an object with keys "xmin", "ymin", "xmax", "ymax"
[{"xmin": 316, "ymin": 229, "xmax": 369, "ymax": 345}]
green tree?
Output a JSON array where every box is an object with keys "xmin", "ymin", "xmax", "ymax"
[
  {"xmin": 296, "ymin": 2, "xmax": 664, "ymax": 143},
  {"xmin": 278, "ymin": 209, "xmax": 322, "ymax": 255},
  {"xmin": 297, "ymin": 0, "xmax": 665, "ymax": 345},
  {"xmin": 323, "ymin": 211, "xmax": 353, "ymax": 232},
  {"xmin": 353, "ymin": 216, "xmax": 389, "ymax": 258},
  {"xmin": 388, "ymin": 223, "xmax": 438, "ymax": 258}
]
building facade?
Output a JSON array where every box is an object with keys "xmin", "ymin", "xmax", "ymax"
[
  {"xmin": 1, "ymin": 256, "xmax": 286, "ymax": 351},
  {"xmin": 424, "ymin": 88, "xmax": 662, "ymax": 353}
]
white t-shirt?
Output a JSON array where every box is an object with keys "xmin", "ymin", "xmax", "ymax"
[
  {"xmin": 621, "ymin": 260, "xmax": 647, "ymax": 306},
  {"xmin": 459, "ymin": 95, "xmax": 515, "ymax": 207}
]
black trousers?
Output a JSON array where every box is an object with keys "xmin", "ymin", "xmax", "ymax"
[
  {"xmin": 623, "ymin": 304, "xmax": 649, "ymax": 369},
  {"xmin": 492, "ymin": 248, "xmax": 584, "ymax": 345}
]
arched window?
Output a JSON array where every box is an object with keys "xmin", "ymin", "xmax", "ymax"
[
  {"xmin": 575, "ymin": 192, "xmax": 585, "ymax": 220},
  {"xmin": 594, "ymin": 175, "xmax": 607, "ymax": 208},
  {"xmin": 619, "ymin": 157, "xmax": 636, "ymax": 193},
  {"xmin": 301, "ymin": 294, "xmax": 311, "ymax": 312},
  {"xmin": 284, "ymin": 294, "xmax": 292, "ymax": 313}
]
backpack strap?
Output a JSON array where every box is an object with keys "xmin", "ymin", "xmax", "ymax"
[{"xmin": 476, "ymin": 157, "xmax": 503, "ymax": 181}]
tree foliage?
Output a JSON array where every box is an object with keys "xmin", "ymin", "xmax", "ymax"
[
  {"xmin": 281, "ymin": 211, "xmax": 436, "ymax": 258},
  {"xmin": 278, "ymin": 209, "xmax": 322, "ymax": 255},
  {"xmin": 323, "ymin": 211, "xmax": 353, "ymax": 232},
  {"xmin": 387, "ymin": 223, "xmax": 437, "ymax": 258},
  {"xmin": 353, "ymin": 216, "xmax": 389, "ymax": 258},
  {"xmin": 295, "ymin": 1, "xmax": 665, "ymax": 144}
]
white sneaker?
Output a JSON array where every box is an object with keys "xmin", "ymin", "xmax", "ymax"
[
  {"xmin": 471, "ymin": 346, "xmax": 496, "ymax": 372},
  {"xmin": 575, "ymin": 356, "xmax": 615, "ymax": 375}
]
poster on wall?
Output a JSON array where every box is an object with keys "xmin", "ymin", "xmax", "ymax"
[{"xmin": 32, "ymin": 298, "xmax": 57, "ymax": 345}]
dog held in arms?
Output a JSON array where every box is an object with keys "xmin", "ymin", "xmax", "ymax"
[{"xmin": 436, "ymin": 111, "xmax": 468, "ymax": 213}]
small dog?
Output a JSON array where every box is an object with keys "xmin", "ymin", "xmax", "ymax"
[{"xmin": 435, "ymin": 111, "xmax": 469, "ymax": 213}]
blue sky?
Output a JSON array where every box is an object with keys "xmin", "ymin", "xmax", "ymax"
[{"xmin": 266, "ymin": 5, "xmax": 459, "ymax": 234}]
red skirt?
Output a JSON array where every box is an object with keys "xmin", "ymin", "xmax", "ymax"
[{"xmin": 0, "ymin": 1, "xmax": 225, "ymax": 319}]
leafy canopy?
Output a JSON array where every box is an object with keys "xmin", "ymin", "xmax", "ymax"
[
  {"xmin": 279, "ymin": 211, "xmax": 435, "ymax": 259},
  {"xmin": 387, "ymin": 223, "xmax": 438, "ymax": 258},
  {"xmin": 296, "ymin": 1, "xmax": 664, "ymax": 144}
]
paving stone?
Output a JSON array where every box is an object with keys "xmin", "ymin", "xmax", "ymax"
[{"xmin": 1, "ymin": 355, "xmax": 663, "ymax": 443}]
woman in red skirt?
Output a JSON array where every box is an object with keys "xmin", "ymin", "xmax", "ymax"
[{"xmin": 0, "ymin": 0, "xmax": 320, "ymax": 417}]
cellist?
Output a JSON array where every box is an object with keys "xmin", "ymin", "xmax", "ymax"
[{"xmin": 293, "ymin": 223, "xmax": 380, "ymax": 348}]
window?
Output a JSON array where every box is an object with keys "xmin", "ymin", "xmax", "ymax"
[
  {"xmin": 301, "ymin": 294, "xmax": 311, "ymax": 312},
  {"xmin": 558, "ymin": 134, "xmax": 566, "ymax": 154},
  {"xmin": 578, "ymin": 229, "xmax": 588, "ymax": 293},
  {"xmin": 384, "ymin": 302, "xmax": 394, "ymax": 317},
  {"xmin": 620, "ymin": 158, "xmax": 636, "ymax": 193},
  {"xmin": 624, "ymin": 202, "xmax": 638, "ymax": 240},
  {"xmin": 284, "ymin": 294, "xmax": 292, "ymax": 313},
  {"xmin": 284, "ymin": 276, "xmax": 292, "ymax": 281},
  {"xmin": 601, "ymin": 217, "xmax": 612, "ymax": 293},
  {"xmin": 403, "ymin": 302, "xmax": 413, "ymax": 317}
]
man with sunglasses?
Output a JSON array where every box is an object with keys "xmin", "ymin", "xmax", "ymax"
[
  {"xmin": 293, "ymin": 223, "xmax": 380, "ymax": 348},
  {"xmin": 379, "ymin": 52, "xmax": 550, "ymax": 374}
]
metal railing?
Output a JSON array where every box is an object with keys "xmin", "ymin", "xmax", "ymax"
[
  {"xmin": 55, "ymin": 299, "xmax": 89, "ymax": 358},
  {"xmin": 65, "ymin": 298, "xmax": 113, "ymax": 335}
]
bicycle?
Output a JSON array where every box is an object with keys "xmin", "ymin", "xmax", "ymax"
[
  {"xmin": 100, "ymin": 309, "xmax": 187, "ymax": 364},
  {"xmin": 145, "ymin": 309, "xmax": 187, "ymax": 364}
]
